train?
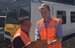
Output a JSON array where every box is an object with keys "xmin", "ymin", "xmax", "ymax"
[{"xmin": 1, "ymin": 1, "xmax": 75, "ymax": 42}]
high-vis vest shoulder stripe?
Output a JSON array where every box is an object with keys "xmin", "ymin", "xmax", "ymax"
[
  {"xmin": 13, "ymin": 28, "xmax": 31, "ymax": 46},
  {"xmin": 20, "ymin": 31, "xmax": 31, "ymax": 46}
]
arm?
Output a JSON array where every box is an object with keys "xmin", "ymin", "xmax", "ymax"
[
  {"xmin": 51, "ymin": 23, "xmax": 63, "ymax": 44},
  {"xmin": 12, "ymin": 37, "xmax": 27, "ymax": 48},
  {"xmin": 56, "ymin": 23, "xmax": 63, "ymax": 42},
  {"xmin": 35, "ymin": 27, "xmax": 41, "ymax": 41},
  {"xmin": 48, "ymin": 23, "xmax": 63, "ymax": 45}
]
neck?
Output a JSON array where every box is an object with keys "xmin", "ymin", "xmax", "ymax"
[{"xmin": 45, "ymin": 16, "xmax": 50, "ymax": 21}]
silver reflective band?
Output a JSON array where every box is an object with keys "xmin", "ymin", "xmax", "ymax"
[
  {"xmin": 26, "ymin": 42, "xmax": 31, "ymax": 46},
  {"xmin": 47, "ymin": 39, "xmax": 57, "ymax": 45}
]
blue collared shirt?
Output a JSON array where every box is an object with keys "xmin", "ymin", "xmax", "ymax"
[{"xmin": 35, "ymin": 21, "xmax": 63, "ymax": 40}]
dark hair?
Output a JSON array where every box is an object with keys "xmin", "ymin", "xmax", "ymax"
[
  {"xmin": 18, "ymin": 9, "xmax": 31, "ymax": 24},
  {"xmin": 18, "ymin": 16, "xmax": 30, "ymax": 24}
]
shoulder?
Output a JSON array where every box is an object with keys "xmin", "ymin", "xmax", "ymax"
[
  {"xmin": 36, "ymin": 19, "xmax": 44, "ymax": 25},
  {"xmin": 52, "ymin": 17, "xmax": 62, "ymax": 24},
  {"xmin": 13, "ymin": 32, "xmax": 20, "ymax": 40},
  {"xmin": 13, "ymin": 36, "xmax": 22, "ymax": 43}
]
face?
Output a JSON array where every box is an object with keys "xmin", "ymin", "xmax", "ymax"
[
  {"xmin": 20, "ymin": 20, "xmax": 31, "ymax": 33},
  {"xmin": 39, "ymin": 8, "xmax": 50, "ymax": 20}
]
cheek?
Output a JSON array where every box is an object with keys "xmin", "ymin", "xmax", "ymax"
[
  {"xmin": 46, "ymin": 11, "xmax": 50, "ymax": 15},
  {"xmin": 25, "ymin": 26, "xmax": 30, "ymax": 30},
  {"xmin": 22, "ymin": 27, "xmax": 28, "ymax": 32}
]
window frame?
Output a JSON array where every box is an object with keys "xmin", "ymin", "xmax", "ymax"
[
  {"xmin": 70, "ymin": 11, "xmax": 75, "ymax": 23},
  {"xmin": 57, "ymin": 11, "xmax": 66, "ymax": 24}
]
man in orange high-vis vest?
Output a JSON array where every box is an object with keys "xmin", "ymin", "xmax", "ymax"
[
  {"xmin": 12, "ymin": 16, "xmax": 31, "ymax": 48},
  {"xmin": 35, "ymin": 3, "xmax": 63, "ymax": 48}
]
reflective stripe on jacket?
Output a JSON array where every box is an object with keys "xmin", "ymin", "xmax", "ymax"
[
  {"xmin": 36, "ymin": 17, "xmax": 62, "ymax": 48},
  {"xmin": 13, "ymin": 28, "xmax": 31, "ymax": 46}
]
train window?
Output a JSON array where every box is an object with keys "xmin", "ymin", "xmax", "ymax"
[
  {"xmin": 57, "ymin": 11, "xmax": 66, "ymax": 24},
  {"xmin": 6, "ymin": 9, "xmax": 18, "ymax": 24},
  {"xmin": 6, "ymin": 8, "xmax": 30, "ymax": 24},
  {"xmin": 0, "ymin": 17, "xmax": 6, "ymax": 30},
  {"xmin": 0, "ymin": 17, "xmax": 5, "ymax": 27},
  {"xmin": 0, "ymin": 9, "xmax": 6, "ymax": 16},
  {"xmin": 20, "ymin": 8, "xmax": 30, "ymax": 18},
  {"xmin": 71, "ymin": 12, "xmax": 75, "ymax": 23}
]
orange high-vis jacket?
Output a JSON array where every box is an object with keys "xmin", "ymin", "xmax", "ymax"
[
  {"xmin": 13, "ymin": 28, "xmax": 31, "ymax": 46},
  {"xmin": 36, "ymin": 17, "xmax": 62, "ymax": 48}
]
